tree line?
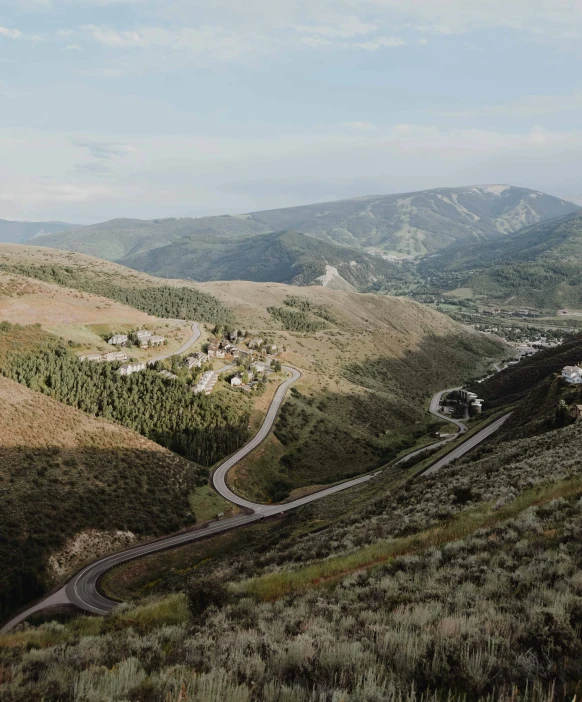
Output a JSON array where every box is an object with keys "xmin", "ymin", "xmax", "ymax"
[{"xmin": 1, "ymin": 263, "xmax": 234, "ymax": 326}]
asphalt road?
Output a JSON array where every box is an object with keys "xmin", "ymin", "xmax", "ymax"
[
  {"xmin": 0, "ymin": 363, "xmax": 509, "ymax": 632},
  {"xmin": 395, "ymin": 388, "xmax": 467, "ymax": 466},
  {"xmin": 148, "ymin": 322, "xmax": 201, "ymax": 364},
  {"xmin": 1, "ymin": 359, "xmax": 379, "ymax": 630},
  {"xmin": 422, "ymin": 413, "xmax": 511, "ymax": 476}
]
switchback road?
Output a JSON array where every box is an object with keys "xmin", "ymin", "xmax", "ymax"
[
  {"xmin": 1, "ymin": 361, "xmax": 379, "ymax": 631},
  {"xmin": 0, "ymin": 366, "xmax": 509, "ymax": 632}
]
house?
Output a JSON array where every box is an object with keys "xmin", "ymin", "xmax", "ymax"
[
  {"xmin": 248, "ymin": 337, "xmax": 264, "ymax": 349},
  {"xmin": 108, "ymin": 334, "xmax": 128, "ymax": 346},
  {"xmin": 184, "ymin": 352, "xmax": 208, "ymax": 369},
  {"xmin": 562, "ymin": 366, "xmax": 582, "ymax": 384},
  {"xmin": 149, "ymin": 335, "xmax": 165, "ymax": 347},
  {"xmin": 265, "ymin": 344, "xmax": 277, "ymax": 354},
  {"xmin": 135, "ymin": 330, "xmax": 152, "ymax": 339},
  {"xmin": 570, "ymin": 405, "xmax": 582, "ymax": 420},
  {"xmin": 229, "ymin": 331, "xmax": 238, "ymax": 341},
  {"xmin": 158, "ymin": 370, "xmax": 178, "ymax": 380},
  {"xmin": 102, "ymin": 351, "xmax": 128, "ymax": 362},
  {"xmin": 230, "ymin": 375, "xmax": 243, "ymax": 386},
  {"xmin": 79, "ymin": 354, "xmax": 102, "ymax": 362},
  {"xmin": 252, "ymin": 361, "xmax": 268, "ymax": 374},
  {"xmin": 118, "ymin": 362, "xmax": 146, "ymax": 376},
  {"xmin": 471, "ymin": 399, "xmax": 484, "ymax": 414},
  {"xmin": 207, "ymin": 340, "xmax": 225, "ymax": 358}
]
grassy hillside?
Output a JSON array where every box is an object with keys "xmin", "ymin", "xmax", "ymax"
[
  {"xmin": 0, "ymin": 322, "xmax": 251, "ymax": 467},
  {"xmin": 34, "ymin": 187, "xmax": 579, "ymax": 267},
  {"xmin": 421, "ymin": 211, "xmax": 582, "ymax": 310},
  {"xmin": 199, "ymin": 281, "xmax": 505, "ymax": 501},
  {"xmin": 0, "ymin": 219, "xmax": 77, "ymax": 244},
  {"xmin": 0, "ymin": 243, "xmax": 234, "ymax": 326},
  {"xmin": 121, "ymin": 229, "xmax": 403, "ymax": 291},
  {"xmin": 5, "ymin": 361, "xmax": 582, "ymax": 700},
  {"xmin": 0, "ymin": 374, "xmax": 207, "ymax": 621}
]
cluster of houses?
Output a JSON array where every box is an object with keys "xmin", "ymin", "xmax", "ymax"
[
  {"xmin": 184, "ymin": 352, "xmax": 209, "ymax": 369},
  {"xmin": 206, "ymin": 334, "xmax": 276, "ymax": 361},
  {"xmin": 230, "ymin": 361, "xmax": 270, "ymax": 389},
  {"xmin": 562, "ymin": 365, "xmax": 582, "ymax": 384},
  {"xmin": 108, "ymin": 330, "xmax": 166, "ymax": 349}
]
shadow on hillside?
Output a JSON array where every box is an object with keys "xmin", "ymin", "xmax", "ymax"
[
  {"xmin": 0, "ymin": 445, "xmax": 203, "ymax": 623},
  {"xmin": 249, "ymin": 333, "xmax": 504, "ymax": 503}
]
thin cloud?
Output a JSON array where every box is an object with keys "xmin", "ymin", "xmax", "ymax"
[
  {"xmin": 441, "ymin": 92, "xmax": 582, "ymax": 119},
  {"xmin": 343, "ymin": 121, "xmax": 378, "ymax": 131},
  {"xmin": 74, "ymin": 138, "xmax": 135, "ymax": 160},
  {"xmin": 0, "ymin": 25, "xmax": 24, "ymax": 40}
]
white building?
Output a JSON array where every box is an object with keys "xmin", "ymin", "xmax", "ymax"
[
  {"xmin": 118, "ymin": 362, "xmax": 146, "ymax": 376},
  {"xmin": 230, "ymin": 375, "xmax": 243, "ymax": 386},
  {"xmin": 184, "ymin": 352, "xmax": 208, "ymax": 369},
  {"xmin": 149, "ymin": 335, "xmax": 165, "ymax": 347},
  {"xmin": 135, "ymin": 330, "xmax": 152, "ymax": 339},
  {"xmin": 108, "ymin": 334, "xmax": 128, "ymax": 346},
  {"xmin": 192, "ymin": 370, "xmax": 217, "ymax": 395},
  {"xmin": 562, "ymin": 366, "xmax": 582, "ymax": 384},
  {"xmin": 103, "ymin": 351, "xmax": 128, "ymax": 362},
  {"xmin": 79, "ymin": 354, "xmax": 102, "ymax": 362},
  {"xmin": 252, "ymin": 361, "xmax": 268, "ymax": 374}
]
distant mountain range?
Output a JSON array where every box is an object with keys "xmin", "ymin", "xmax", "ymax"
[
  {"xmin": 422, "ymin": 210, "xmax": 582, "ymax": 309},
  {"xmin": 0, "ymin": 219, "xmax": 78, "ymax": 244},
  {"xmin": 121, "ymin": 229, "xmax": 403, "ymax": 291},
  {"xmin": 11, "ymin": 185, "xmax": 580, "ymax": 292}
]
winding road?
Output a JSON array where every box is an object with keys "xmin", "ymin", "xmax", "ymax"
[{"xmin": 0, "ymin": 355, "xmax": 509, "ymax": 633}]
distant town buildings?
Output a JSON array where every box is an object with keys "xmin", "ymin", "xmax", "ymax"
[
  {"xmin": 108, "ymin": 334, "xmax": 128, "ymax": 346},
  {"xmin": 79, "ymin": 353, "xmax": 103, "ymax": 362}
]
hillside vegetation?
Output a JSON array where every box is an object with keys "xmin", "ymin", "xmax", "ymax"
[
  {"xmin": 121, "ymin": 229, "xmax": 402, "ymax": 291},
  {"xmin": 0, "ymin": 219, "xmax": 77, "ymax": 244},
  {"xmin": 200, "ymin": 281, "xmax": 505, "ymax": 501},
  {"xmin": 0, "ymin": 374, "xmax": 206, "ymax": 622},
  {"xmin": 33, "ymin": 187, "xmax": 578, "ymax": 275},
  {"xmin": 0, "ymin": 322, "xmax": 251, "ymax": 467},
  {"xmin": 5, "ymin": 339, "xmax": 582, "ymax": 700},
  {"xmin": 421, "ymin": 211, "xmax": 582, "ymax": 310}
]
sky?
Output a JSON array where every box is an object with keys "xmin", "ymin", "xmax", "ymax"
[{"xmin": 1, "ymin": 0, "xmax": 582, "ymax": 223}]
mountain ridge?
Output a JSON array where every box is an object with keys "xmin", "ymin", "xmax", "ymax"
[{"xmin": 30, "ymin": 185, "xmax": 579, "ymax": 269}]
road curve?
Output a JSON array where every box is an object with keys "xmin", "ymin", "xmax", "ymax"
[
  {"xmin": 212, "ymin": 365, "xmax": 301, "ymax": 510},
  {"xmin": 422, "ymin": 413, "xmax": 511, "ymax": 476},
  {"xmin": 395, "ymin": 388, "xmax": 467, "ymax": 466},
  {"xmin": 1, "ymin": 358, "xmax": 379, "ymax": 630},
  {"xmin": 148, "ymin": 322, "xmax": 201, "ymax": 364},
  {"xmin": 0, "ymin": 367, "xmax": 508, "ymax": 631}
]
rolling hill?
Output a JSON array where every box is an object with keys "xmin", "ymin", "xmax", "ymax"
[
  {"xmin": 33, "ymin": 187, "xmax": 579, "ymax": 282},
  {"xmin": 423, "ymin": 210, "xmax": 582, "ymax": 309},
  {"xmin": 5, "ymin": 331, "xmax": 582, "ymax": 701},
  {"xmin": 120, "ymin": 229, "xmax": 403, "ymax": 291},
  {"xmin": 0, "ymin": 219, "xmax": 78, "ymax": 244}
]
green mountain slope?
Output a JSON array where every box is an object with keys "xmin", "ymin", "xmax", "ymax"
[
  {"xmin": 6, "ymin": 336, "xmax": 582, "ymax": 700},
  {"xmin": 120, "ymin": 230, "xmax": 401, "ymax": 290},
  {"xmin": 35, "ymin": 186, "xmax": 579, "ymax": 267},
  {"xmin": 424, "ymin": 210, "xmax": 582, "ymax": 309},
  {"xmin": 0, "ymin": 219, "xmax": 77, "ymax": 244}
]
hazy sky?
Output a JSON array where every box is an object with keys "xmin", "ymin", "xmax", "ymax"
[{"xmin": 1, "ymin": 0, "xmax": 582, "ymax": 223}]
